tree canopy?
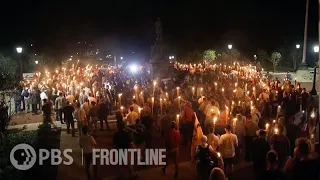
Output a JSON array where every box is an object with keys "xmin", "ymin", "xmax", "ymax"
[
  {"xmin": 270, "ymin": 52, "xmax": 282, "ymax": 72},
  {"xmin": 0, "ymin": 54, "xmax": 19, "ymax": 90},
  {"xmin": 203, "ymin": 49, "xmax": 216, "ymax": 62}
]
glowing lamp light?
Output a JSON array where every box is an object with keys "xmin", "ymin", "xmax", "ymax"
[
  {"xmin": 314, "ymin": 45, "xmax": 319, "ymax": 53},
  {"xmin": 129, "ymin": 64, "xmax": 138, "ymax": 73},
  {"xmin": 217, "ymin": 152, "xmax": 221, "ymax": 157},
  {"xmin": 228, "ymin": 44, "xmax": 233, "ymax": 49},
  {"xmin": 265, "ymin": 123, "xmax": 269, "ymax": 128},
  {"xmin": 16, "ymin": 47, "xmax": 23, "ymax": 53},
  {"xmin": 274, "ymin": 128, "xmax": 279, "ymax": 134}
]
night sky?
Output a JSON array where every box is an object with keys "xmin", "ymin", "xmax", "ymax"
[{"xmin": 0, "ymin": 0, "xmax": 318, "ymax": 61}]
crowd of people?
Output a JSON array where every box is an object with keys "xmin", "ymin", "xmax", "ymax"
[{"xmin": 15, "ymin": 61, "xmax": 320, "ymax": 179}]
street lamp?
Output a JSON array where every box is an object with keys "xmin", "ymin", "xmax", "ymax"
[
  {"xmin": 310, "ymin": 45, "xmax": 319, "ymax": 95},
  {"xmin": 35, "ymin": 61, "xmax": 39, "ymax": 65},
  {"xmin": 16, "ymin": 47, "xmax": 23, "ymax": 77},
  {"xmin": 120, "ymin": 57, "xmax": 123, "ymax": 60},
  {"xmin": 228, "ymin": 44, "xmax": 233, "ymax": 62},
  {"xmin": 169, "ymin": 56, "xmax": 175, "ymax": 60},
  {"xmin": 296, "ymin": 44, "xmax": 301, "ymax": 49},
  {"xmin": 16, "ymin": 47, "xmax": 22, "ymax": 53}
]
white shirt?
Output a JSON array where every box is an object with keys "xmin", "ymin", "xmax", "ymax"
[
  {"xmin": 74, "ymin": 109, "xmax": 86, "ymax": 121},
  {"xmin": 79, "ymin": 135, "xmax": 96, "ymax": 153},
  {"xmin": 132, "ymin": 104, "xmax": 139, "ymax": 114},
  {"xmin": 207, "ymin": 133, "xmax": 220, "ymax": 151},
  {"xmin": 219, "ymin": 133, "xmax": 238, "ymax": 158},
  {"xmin": 79, "ymin": 93, "xmax": 88, "ymax": 105},
  {"xmin": 81, "ymin": 102, "xmax": 92, "ymax": 115},
  {"xmin": 55, "ymin": 96, "xmax": 63, "ymax": 109},
  {"xmin": 40, "ymin": 92, "xmax": 48, "ymax": 100},
  {"xmin": 125, "ymin": 111, "xmax": 139, "ymax": 125}
]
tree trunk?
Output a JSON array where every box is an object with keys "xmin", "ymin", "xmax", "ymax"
[{"xmin": 273, "ymin": 65, "xmax": 276, "ymax": 72}]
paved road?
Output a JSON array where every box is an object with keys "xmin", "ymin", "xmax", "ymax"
[
  {"xmin": 57, "ymin": 122, "xmax": 255, "ymax": 180},
  {"xmin": 9, "ymin": 113, "xmax": 255, "ymax": 180}
]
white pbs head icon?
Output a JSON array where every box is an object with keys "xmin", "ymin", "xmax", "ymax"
[{"xmin": 10, "ymin": 143, "xmax": 37, "ymax": 170}]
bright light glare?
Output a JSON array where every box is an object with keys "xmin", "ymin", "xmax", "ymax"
[
  {"xmin": 228, "ymin": 44, "xmax": 232, "ymax": 49},
  {"xmin": 314, "ymin": 45, "xmax": 319, "ymax": 53},
  {"xmin": 16, "ymin": 47, "xmax": 22, "ymax": 53},
  {"xmin": 129, "ymin": 64, "xmax": 138, "ymax": 73}
]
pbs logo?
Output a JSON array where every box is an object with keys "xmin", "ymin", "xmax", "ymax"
[{"xmin": 10, "ymin": 144, "xmax": 37, "ymax": 170}]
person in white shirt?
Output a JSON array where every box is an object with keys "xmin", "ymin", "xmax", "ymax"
[
  {"xmin": 88, "ymin": 93, "xmax": 97, "ymax": 104},
  {"xmin": 131, "ymin": 99, "xmax": 139, "ymax": 114},
  {"xmin": 198, "ymin": 97, "xmax": 209, "ymax": 125},
  {"xmin": 79, "ymin": 126, "xmax": 97, "ymax": 180},
  {"xmin": 251, "ymin": 107, "xmax": 261, "ymax": 125},
  {"xmin": 79, "ymin": 90, "xmax": 88, "ymax": 105},
  {"xmin": 81, "ymin": 98, "xmax": 92, "ymax": 118},
  {"xmin": 74, "ymin": 103, "xmax": 87, "ymax": 136},
  {"xmin": 125, "ymin": 106, "xmax": 139, "ymax": 126},
  {"xmin": 204, "ymin": 100, "xmax": 219, "ymax": 126},
  {"xmin": 40, "ymin": 90, "xmax": 48, "ymax": 105},
  {"xmin": 55, "ymin": 92, "xmax": 65, "ymax": 124},
  {"xmin": 21, "ymin": 87, "xmax": 31, "ymax": 112},
  {"xmin": 207, "ymin": 127, "xmax": 220, "ymax": 151},
  {"xmin": 219, "ymin": 124, "xmax": 238, "ymax": 176},
  {"xmin": 198, "ymin": 97, "xmax": 209, "ymax": 112}
]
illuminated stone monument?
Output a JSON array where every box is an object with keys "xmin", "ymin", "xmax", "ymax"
[{"xmin": 150, "ymin": 18, "xmax": 173, "ymax": 80}]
